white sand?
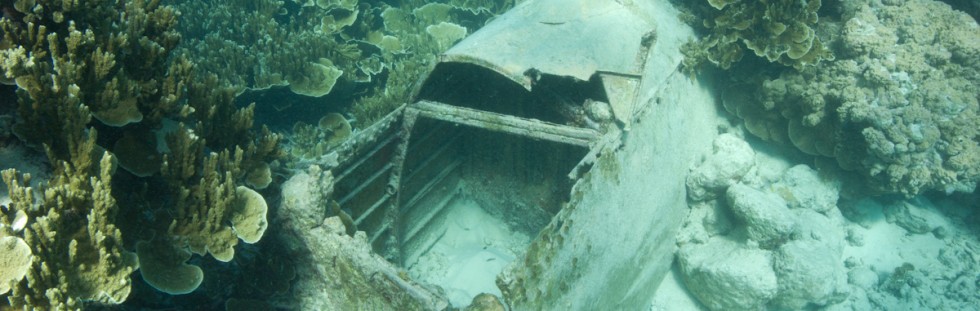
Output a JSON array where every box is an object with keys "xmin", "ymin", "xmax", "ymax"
[{"xmin": 407, "ymin": 196, "xmax": 530, "ymax": 308}]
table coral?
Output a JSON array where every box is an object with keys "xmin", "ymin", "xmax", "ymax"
[{"xmin": 134, "ymin": 240, "xmax": 203, "ymax": 295}]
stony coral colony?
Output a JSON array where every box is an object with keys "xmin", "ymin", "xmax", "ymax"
[
  {"xmin": 0, "ymin": 0, "xmax": 503, "ymax": 308},
  {"xmin": 679, "ymin": 0, "xmax": 978, "ymax": 197}
]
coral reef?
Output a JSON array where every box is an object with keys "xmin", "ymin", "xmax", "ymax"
[
  {"xmin": 1, "ymin": 0, "xmax": 281, "ymax": 306},
  {"xmin": 1, "ymin": 141, "xmax": 138, "ymax": 309},
  {"xmin": 169, "ymin": 0, "xmax": 388, "ymax": 95},
  {"xmin": 726, "ymin": 0, "xmax": 979, "ymax": 196},
  {"xmin": 0, "ymin": 0, "xmax": 507, "ymax": 307},
  {"xmin": 287, "ymin": 112, "xmax": 352, "ymax": 160},
  {"xmin": 172, "ymin": 0, "xmax": 499, "ymax": 125},
  {"xmin": 679, "ymin": 0, "xmax": 833, "ymax": 72}
]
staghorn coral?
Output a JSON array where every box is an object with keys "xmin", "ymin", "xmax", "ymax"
[
  {"xmin": 160, "ymin": 125, "xmax": 270, "ymax": 263},
  {"xmin": 143, "ymin": 123, "xmax": 271, "ymax": 294},
  {"xmin": 726, "ymin": 0, "xmax": 979, "ymax": 196},
  {"xmin": 679, "ymin": 0, "xmax": 833, "ymax": 73}
]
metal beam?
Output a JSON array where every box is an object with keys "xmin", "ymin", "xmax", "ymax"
[{"xmin": 410, "ymin": 100, "xmax": 598, "ymax": 147}]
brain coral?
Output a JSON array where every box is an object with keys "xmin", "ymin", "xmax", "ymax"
[{"xmin": 725, "ymin": 0, "xmax": 979, "ymax": 196}]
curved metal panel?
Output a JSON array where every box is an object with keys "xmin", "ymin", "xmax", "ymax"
[{"xmin": 441, "ymin": 0, "xmax": 653, "ymax": 89}]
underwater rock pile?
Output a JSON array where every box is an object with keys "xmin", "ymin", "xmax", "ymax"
[
  {"xmin": 678, "ymin": 133, "xmax": 980, "ymax": 310},
  {"xmin": 680, "ymin": 134, "xmax": 850, "ymax": 310}
]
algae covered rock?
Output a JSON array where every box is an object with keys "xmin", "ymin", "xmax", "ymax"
[
  {"xmin": 771, "ymin": 165, "xmax": 839, "ymax": 213},
  {"xmin": 772, "ymin": 240, "xmax": 849, "ymax": 309}
]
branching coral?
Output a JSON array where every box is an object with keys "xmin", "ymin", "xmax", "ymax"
[
  {"xmin": 148, "ymin": 124, "xmax": 271, "ymax": 293},
  {"xmin": 2, "ymin": 135, "xmax": 138, "ymax": 309},
  {"xmin": 1, "ymin": 0, "xmax": 183, "ymax": 140},
  {"xmin": 722, "ymin": 0, "xmax": 979, "ymax": 196},
  {"xmin": 0, "ymin": 0, "xmax": 283, "ymax": 305},
  {"xmin": 169, "ymin": 0, "xmax": 372, "ymax": 95}
]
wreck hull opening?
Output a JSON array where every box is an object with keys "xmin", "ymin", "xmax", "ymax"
[{"xmin": 394, "ymin": 114, "xmax": 588, "ymax": 305}]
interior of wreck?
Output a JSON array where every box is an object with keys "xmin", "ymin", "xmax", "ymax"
[{"xmin": 326, "ymin": 60, "xmax": 611, "ymax": 304}]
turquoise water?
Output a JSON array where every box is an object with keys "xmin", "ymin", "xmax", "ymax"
[{"xmin": 0, "ymin": 0, "xmax": 977, "ymax": 310}]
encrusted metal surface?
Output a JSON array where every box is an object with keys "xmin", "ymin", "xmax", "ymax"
[{"xmin": 441, "ymin": 0, "xmax": 653, "ymax": 89}]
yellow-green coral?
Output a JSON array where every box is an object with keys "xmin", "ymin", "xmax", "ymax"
[
  {"xmin": 231, "ymin": 186, "xmax": 269, "ymax": 244},
  {"xmin": 159, "ymin": 123, "xmax": 270, "ymax": 281},
  {"xmin": 680, "ymin": 0, "xmax": 833, "ymax": 71},
  {"xmin": 0, "ymin": 236, "xmax": 31, "ymax": 295},
  {"xmin": 135, "ymin": 240, "xmax": 203, "ymax": 295},
  {"xmin": 286, "ymin": 113, "xmax": 352, "ymax": 160},
  {"xmin": 1, "ymin": 0, "xmax": 285, "ymax": 305},
  {"xmin": 162, "ymin": 126, "xmax": 241, "ymax": 262},
  {"xmin": 2, "ymin": 143, "xmax": 138, "ymax": 309}
]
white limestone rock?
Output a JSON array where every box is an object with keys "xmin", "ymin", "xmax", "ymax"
[
  {"xmin": 678, "ymin": 237, "xmax": 778, "ymax": 311},
  {"xmin": 772, "ymin": 240, "xmax": 849, "ymax": 309},
  {"xmin": 687, "ymin": 134, "xmax": 756, "ymax": 201},
  {"xmin": 726, "ymin": 183, "xmax": 794, "ymax": 246},
  {"xmin": 771, "ymin": 165, "xmax": 840, "ymax": 213},
  {"xmin": 791, "ymin": 208, "xmax": 847, "ymax": 255}
]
